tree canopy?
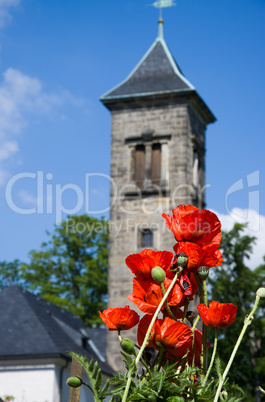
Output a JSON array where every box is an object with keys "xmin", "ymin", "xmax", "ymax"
[{"xmin": 0, "ymin": 215, "xmax": 108, "ymax": 326}]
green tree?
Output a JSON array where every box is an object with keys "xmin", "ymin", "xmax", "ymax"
[
  {"xmin": 0, "ymin": 259, "xmax": 24, "ymax": 290},
  {"xmin": 208, "ymin": 223, "xmax": 265, "ymax": 402},
  {"xmin": 0, "ymin": 215, "xmax": 109, "ymax": 326}
]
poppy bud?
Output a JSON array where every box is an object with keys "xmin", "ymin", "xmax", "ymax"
[
  {"xmin": 151, "ymin": 266, "xmax": 166, "ymax": 283},
  {"xmin": 256, "ymin": 287, "xmax": 265, "ymax": 300},
  {"xmin": 186, "ymin": 310, "xmax": 196, "ymax": 325},
  {"xmin": 176, "ymin": 253, "xmax": 188, "ymax": 268},
  {"xmin": 120, "ymin": 338, "xmax": 136, "ymax": 355},
  {"xmin": 66, "ymin": 376, "xmax": 83, "ymax": 388},
  {"xmin": 198, "ymin": 266, "xmax": 209, "ymax": 280}
]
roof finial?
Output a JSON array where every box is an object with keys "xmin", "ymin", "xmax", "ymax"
[
  {"xmin": 158, "ymin": 17, "xmax": 164, "ymax": 38},
  {"xmin": 151, "ymin": 0, "xmax": 176, "ymax": 38}
]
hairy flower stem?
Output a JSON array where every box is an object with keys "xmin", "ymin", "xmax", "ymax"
[
  {"xmin": 192, "ymin": 314, "xmax": 201, "ymax": 331},
  {"xmin": 140, "ymin": 357, "xmax": 152, "ymax": 376},
  {"xmin": 213, "ymin": 295, "xmax": 261, "ymax": 402},
  {"xmin": 157, "ymin": 345, "xmax": 165, "ymax": 370},
  {"xmin": 203, "ymin": 281, "xmax": 208, "ymax": 307},
  {"xmin": 161, "ymin": 282, "xmax": 177, "ymax": 320},
  {"xmin": 194, "ymin": 274, "xmax": 208, "ymax": 378},
  {"xmin": 194, "ymin": 273, "xmax": 204, "ymax": 304},
  {"xmin": 182, "ymin": 296, "xmax": 189, "ymax": 323},
  {"xmin": 203, "ymin": 328, "xmax": 217, "ymax": 386},
  {"xmin": 121, "ymin": 268, "xmax": 183, "ymax": 402},
  {"xmin": 202, "ymin": 281, "xmax": 208, "ymax": 376}
]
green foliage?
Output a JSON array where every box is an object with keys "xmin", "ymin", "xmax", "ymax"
[
  {"xmin": 0, "ymin": 260, "xmax": 24, "ymax": 290},
  {"xmin": 208, "ymin": 223, "xmax": 265, "ymax": 401},
  {"xmin": 67, "ymin": 352, "xmax": 110, "ymax": 401},
  {"xmin": 0, "ymin": 215, "xmax": 108, "ymax": 326},
  {"xmin": 69, "ymin": 346, "xmax": 246, "ymax": 401}
]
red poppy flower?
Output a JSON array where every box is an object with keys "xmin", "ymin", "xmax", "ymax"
[
  {"xmin": 137, "ymin": 315, "xmax": 193, "ymax": 358},
  {"xmin": 128, "ymin": 277, "xmax": 185, "ymax": 314},
  {"xmin": 173, "ymin": 241, "xmax": 222, "ymax": 272},
  {"xmin": 98, "ymin": 305, "xmax": 140, "ymax": 331},
  {"xmin": 199, "ymin": 243, "xmax": 223, "ymax": 267},
  {"xmin": 197, "ymin": 301, "xmax": 237, "ymax": 329},
  {"xmin": 125, "ymin": 249, "xmax": 173, "ymax": 280},
  {"xmin": 162, "ymin": 205, "xmax": 221, "ymax": 247}
]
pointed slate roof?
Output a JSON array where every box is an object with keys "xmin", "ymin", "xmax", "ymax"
[
  {"xmin": 0, "ymin": 286, "xmax": 113, "ymax": 375},
  {"xmin": 101, "ymin": 35, "xmax": 194, "ymax": 100},
  {"xmin": 101, "ymin": 23, "xmax": 216, "ymax": 124}
]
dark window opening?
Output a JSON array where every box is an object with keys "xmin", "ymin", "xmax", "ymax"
[
  {"xmin": 141, "ymin": 229, "xmax": 153, "ymax": 248},
  {"xmin": 135, "ymin": 144, "xmax": 145, "ymax": 188},
  {"xmin": 151, "ymin": 143, "xmax": 161, "ymax": 185}
]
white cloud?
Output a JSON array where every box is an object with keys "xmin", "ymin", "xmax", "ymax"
[
  {"xmin": 0, "ymin": 0, "xmax": 20, "ymax": 28},
  {"xmin": 212, "ymin": 208, "xmax": 265, "ymax": 269},
  {"xmin": 0, "ymin": 68, "xmax": 65, "ymax": 139},
  {"xmin": 0, "ymin": 68, "xmax": 84, "ymax": 185},
  {"xmin": 0, "ymin": 140, "xmax": 18, "ymax": 161}
]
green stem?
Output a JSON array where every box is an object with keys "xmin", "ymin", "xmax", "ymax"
[
  {"xmin": 161, "ymin": 282, "xmax": 177, "ymax": 320},
  {"xmin": 203, "ymin": 280, "xmax": 208, "ymax": 307},
  {"xmin": 182, "ymin": 296, "xmax": 189, "ymax": 323},
  {"xmin": 157, "ymin": 345, "xmax": 165, "ymax": 369},
  {"xmin": 202, "ymin": 280, "xmax": 208, "ymax": 377},
  {"xmin": 194, "ymin": 273, "xmax": 204, "ymax": 304},
  {"xmin": 213, "ymin": 295, "xmax": 261, "ymax": 402},
  {"xmin": 192, "ymin": 313, "xmax": 201, "ymax": 331},
  {"xmin": 140, "ymin": 357, "xmax": 152, "ymax": 376},
  {"xmin": 121, "ymin": 268, "xmax": 183, "ymax": 402},
  {"xmin": 203, "ymin": 328, "xmax": 218, "ymax": 386},
  {"xmin": 191, "ymin": 313, "xmax": 201, "ymax": 369},
  {"xmin": 122, "ymin": 366, "xmax": 134, "ymax": 402}
]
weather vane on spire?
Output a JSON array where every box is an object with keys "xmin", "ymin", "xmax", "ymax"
[
  {"xmin": 152, "ymin": 0, "xmax": 176, "ymax": 19},
  {"xmin": 151, "ymin": 0, "xmax": 176, "ymax": 38}
]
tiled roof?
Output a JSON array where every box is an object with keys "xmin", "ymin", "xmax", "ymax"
[
  {"xmin": 0, "ymin": 286, "xmax": 112, "ymax": 375},
  {"xmin": 101, "ymin": 37, "xmax": 194, "ymax": 100}
]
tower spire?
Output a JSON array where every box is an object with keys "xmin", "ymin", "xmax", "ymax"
[
  {"xmin": 158, "ymin": 17, "xmax": 164, "ymax": 38},
  {"xmin": 152, "ymin": 0, "xmax": 176, "ymax": 38}
]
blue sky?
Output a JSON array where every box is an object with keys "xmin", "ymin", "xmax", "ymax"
[{"xmin": 0, "ymin": 0, "xmax": 264, "ymax": 267}]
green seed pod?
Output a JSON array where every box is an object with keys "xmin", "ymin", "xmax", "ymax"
[
  {"xmin": 66, "ymin": 376, "xmax": 83, "ymax": 388},
  {"xmin": 256, "ymin": 287, "xmax": 265, "ymax": 300},
  {"xmin": 151, "ymin": 266, "xmax": 166, "ymax": 283},
  {"xmin": 176, "ymin": 253, "xmax": 188, "ymax": 268},
  {"xmin": 120, "ymin": 338, "xmax": 136, "ymax": 355},
  {"xmin": 198, "ymin": 266, "xmax": 209, "ymax": 280}
]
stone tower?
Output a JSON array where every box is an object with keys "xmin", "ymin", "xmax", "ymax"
[{"xmin": 100, "ymin": 20, "xmax": 216, "ymax": 370}]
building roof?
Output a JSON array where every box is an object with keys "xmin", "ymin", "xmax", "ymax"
[
  {"xmin": 101, "ymin": 35, "xmax": 194, "ymax": 100},
  {"xmin": 100, "ymin": 22, "xmax": 216, "ymax": 124},
  {"xmin": 0, "ymin": 286, "xmax": 112, "ymax": 375}
]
